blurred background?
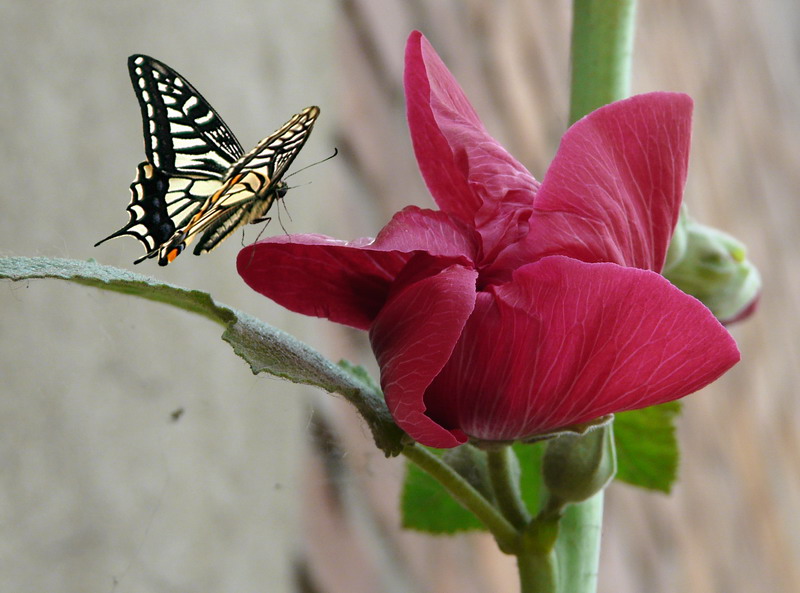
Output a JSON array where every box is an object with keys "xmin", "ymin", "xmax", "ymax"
[{"xmin": 0, "ymin": 1, "xmax": 796, "ymax": 592}]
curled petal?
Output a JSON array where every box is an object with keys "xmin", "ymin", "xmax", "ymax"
[
  {"xmin": 501, "ymin": 93, "xmax": 693, "ymax": 273},
  {"xmin": 238, "ymin": 207, "xmax": 476, "ymax": 330},
  {"xmin": 404, "ymin": 31, "xmax": 539, "ymax": 236},
  {"xmin": 425, "ymin": 256, "xmax": 739, "ymax": 442},
  {"xmin": 372, "ymin": 206, "xmax": 477, "ymax": 259},
  {"xmin": 370, "ymin": 263, "xmax": 479, "ymax": 447},
  {"xmin": 238, "ymin": 235, "xmax": 410, "ymax": 330}
]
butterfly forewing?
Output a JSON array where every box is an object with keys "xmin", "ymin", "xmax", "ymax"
[
  {"xmin": 128, "ymin": 55, "xmax": 243, "ymax": 177},
  {"xmin": 224, "ymin": 106, "xmax": 320, "ymax": 182}
]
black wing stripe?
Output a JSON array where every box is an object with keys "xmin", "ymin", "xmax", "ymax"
[
  {"xmin": 95, "ymin": 162, "xmax": 220, "ymax": 257},
  {"xmin": 128, "ymin": 55, "xmax": 243, "ymax": 177},
  {"xmin": 224, "ymin": 106, "xmax": 319, "ymax": 185}
]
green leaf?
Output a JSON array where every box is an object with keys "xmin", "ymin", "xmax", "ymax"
[
  {"xmin": 1, "ymin": 256, "xmax": 237, "ymax": 325},
  {"xmin": 401, "ymin": 447, "xmax": 486, "ymax": 533},
  {"xmin": 613, "ymin": 402, "xmax": 681, "ymax": 492},
  {"xmin": 0, "ymin": 256, "xmax": 403, "ymax": 456},
  {"xmin": 337, "ymin": 360, "xmax": 381, "ymax": 393}
]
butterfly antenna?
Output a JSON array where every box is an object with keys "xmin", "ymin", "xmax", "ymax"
[
  {"xmin": 239, "ymin": 150, "xmax": 336, "ymax": 268},
  {"xmin": 283, "ymin": 147, "xmax": 338, "ymax": 181}
]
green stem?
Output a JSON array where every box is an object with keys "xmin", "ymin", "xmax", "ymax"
[
  {"xmin": 517, "ymin": 517, "xmax": 560, "ymax": 593},
  {"xmin": 487, "ymin": 447, "xmax": 531, "ymax": 529},
  {"xmin": 569, "ymin": 0, "xmax": 637, "ymax": 124},
  {"xmin": 554, "ymin": 492, "xmax": 604, "ymax": 593},
  {"xmin": 402, "ymin": 444, "xmax": 518, "ymax": 553},
  {"xmin": 517, "ymin": 548, "xmax": 558, "ymax": 592}
]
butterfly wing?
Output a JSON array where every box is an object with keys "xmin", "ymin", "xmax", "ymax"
[
  {"xmin": 223, "ymin": 105, "xmax": 320, "ymax": 186},
  {"xmin": 94, "ymin": 161, "xmax": 224, "ymax": 264},
  {"xmin": 127, "ymin": 54, "xmax": 243, "ymax": 176},
  {"xmin": 96, "ymin": 56, "xmax": 245, "ymax": 263},
  {"xmin": 160, "ymin": 106, "xmax": 320, "ymax": 260}
]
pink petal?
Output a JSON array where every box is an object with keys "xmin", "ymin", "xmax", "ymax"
[
  {"xmin": 370, "ymin": 263, "xmax": 479, "ymax": 447},
  {"xmin": 404, "ymin": 31, "xmax": 539, "ymax": 239},
  {"xmin": 500, "ymin": 93, "xmax": 692, "ymax": 274},
  {"xmin": 425, "ymin": 256, "xmax": 739, "ymax": 442},
  {"xmin": 238, "ymin": 235, "xmax": 410, "ymax": 330},
  {"xmin": 372, "ymin": 206, "xmax": 477, "ymax": 259},
  {"xmin": 238, "ymin": 207, "xmax": 477, "ymax": 329}
]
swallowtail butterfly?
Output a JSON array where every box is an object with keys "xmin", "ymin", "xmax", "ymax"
[{"xmin": 96, "ymin": 55, "xmax": 319, "ymax": 265}]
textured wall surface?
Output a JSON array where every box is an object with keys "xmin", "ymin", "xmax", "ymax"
[{"xmin": 1, "ymin": 1, "xmax": 797, "ymax": 592}]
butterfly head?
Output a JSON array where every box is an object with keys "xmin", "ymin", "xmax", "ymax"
[{"xmin": 275, "ymin": 180, "xmax": 289, "ymax": 199}]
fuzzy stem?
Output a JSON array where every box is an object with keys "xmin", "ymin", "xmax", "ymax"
[
  {"xmin": 554, "ymin": 493, "xmax": 605, "ymax": 593},
  {"xmin": 487, "ymin": 447, "xmax": 531, "ymax": 529},
  {"xmin": 402, "ymin": 444, "xmax": 518, "ymax": 553},
  {"xmin": 518, "ymin": 546, "xmax": 558, "ymax": 592}
]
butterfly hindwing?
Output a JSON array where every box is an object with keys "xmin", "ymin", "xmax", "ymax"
[
  {"xmin": 94, "ymin": 161, "xmax": 223, "ymax": 262},
  {"xmin": 96, "ymin": 55, "xmax": 319, "ymax": 266}
]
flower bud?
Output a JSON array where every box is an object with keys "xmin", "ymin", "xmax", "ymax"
[
  {"xmin": 664, "ymin": 212, "xmax": 760, "ymax": 324},
  {"xmin": 542, "ymin": 425, "xmax": 616, "ymax": 505},
  {"xmin": 664, "ymin": 206, "xmax": 690, "ymax": 271}
]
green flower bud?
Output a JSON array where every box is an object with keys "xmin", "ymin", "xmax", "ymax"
[
  {"xmin": 542, "ymin": 424, "xmax": 616, "ymax": 506},
  {"xmin": 664, "ymin": 205, "xmax": 690, "ymax": 271},
  {"xmin": 664, "ymin": 211, "xmax": 760, "ymax": 324}
]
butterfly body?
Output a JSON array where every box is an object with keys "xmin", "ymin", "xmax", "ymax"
[{"xmin": 96, "ymin": 55, "xmax": 319, "ymax": 265}]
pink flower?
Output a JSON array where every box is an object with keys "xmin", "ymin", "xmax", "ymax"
[{"xmin": 238, "ymin": 31, "xmax": 740, "ymax": 448}]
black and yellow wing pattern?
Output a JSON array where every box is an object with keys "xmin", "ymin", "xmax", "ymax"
[{"xmin": 96, "ymin": 55, "xmax": 319, "ymax": 265}]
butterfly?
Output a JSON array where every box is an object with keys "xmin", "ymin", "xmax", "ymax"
[{"xmin": 96, "ymin": 54, "xmax": 319, "ymax": 265}]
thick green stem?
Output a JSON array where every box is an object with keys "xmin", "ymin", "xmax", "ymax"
[
  {"xmin": 569, "ymin": 0, "xmax": 637, "ymax": 124},
  {"xmin": 487, "ymin": 447, "xmax": 531, "ymax": 529},
  {"xmin": 402, "ymin": 444, "xmax": 518, "ymax": 552},
  {"xmin": 518, "ymin": 553, "xmax": 557, "ymax": 593},
  {"xmin": 554, "ymin": 493, "xmax": 604, "ymax": 593},
  {"xmin": 517, "ymin": 516, "xmax": 560, "ymax": 593}
]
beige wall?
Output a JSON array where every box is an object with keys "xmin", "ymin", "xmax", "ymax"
[
  {"xmin": 1, "ymin": 1, "xmax": 798, "ymax": 592},
  {"xmin": 0, "ymin": 2, "xmax": 338, "ymax": 592}
]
